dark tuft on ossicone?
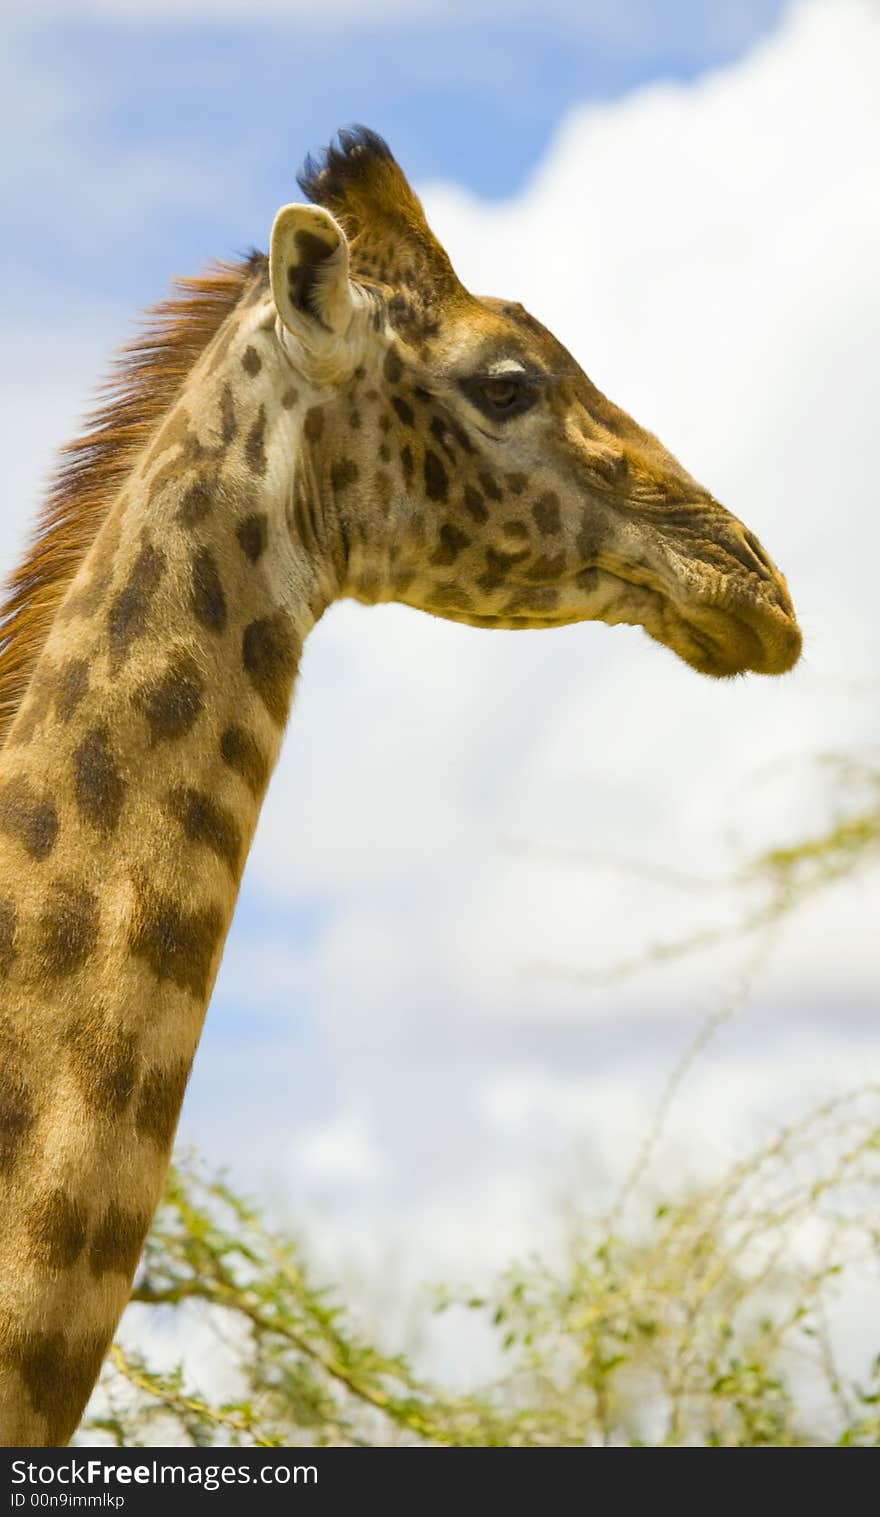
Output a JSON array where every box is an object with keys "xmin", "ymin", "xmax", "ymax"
[{"xmin": 297, "ymin": 126, "xmax": 395, "ymax": 209}]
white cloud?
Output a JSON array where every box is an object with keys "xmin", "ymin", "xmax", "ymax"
[
  {"xmin": 224, "ymin": 0, "xmax": 880, "ymax": 1293},
  {"xmin": 292, "ymin": 1116, "xmax": 390, "ymax": 1186}
]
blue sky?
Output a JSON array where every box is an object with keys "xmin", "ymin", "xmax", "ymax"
[{"xmin": 5, "ymin": 2, "xmax": 785, "ymax": 304}]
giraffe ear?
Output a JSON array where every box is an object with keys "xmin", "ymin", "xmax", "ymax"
[{"xmin": 269, "ymin": 203, "xmax": 357, "ymax": 339}]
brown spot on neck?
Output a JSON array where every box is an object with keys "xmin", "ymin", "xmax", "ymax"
[
  {"xmin": 56, "ymin": 659, "xmax": 91, "ymax": 723},
  {"xmin": 219, "ymin": 724, "xmax": 270, "ymax": 797},
  {"xmin": 236, "ymin": 513, "xmax": 269, "ymax": 563},
  {"xmin": 0, "ymin": 1024, "xmax": 34, "ymax": 1175},
  {"xmin": 134, "ymin": 650, "xmax": 204, "ymax": 746},
  {"xmin": 135, "ymin": 1058, "xmax": 192, "ymax": 1149},
  {"xmin": 0, "ymin": 777, "xmax": 59, "ymax": 861},
  {"xmin": 73, "ymin": 726, "xmax": 126, "ymax": 833},
  {"xmin": 37, "ymin": 879, "xmax": 100, "ymax": 978},
  {"xmin": 5, "ymin": 1323, "xmax": 110, "ymax": 1445},
  {"xmin": 219, "ymin": 383, "xmax": 238, "ymax": 445},
  {"xmin": 89, "ymin": 1203, "xmax": 149, "ymax": 1278},
  {"xmin": 167, "ymin": 787, "xmax": 242, "ymax": 879},
  {"xmin": 107, "ymin": 539, "xmax": 166, "ymax": 669},
  {"xmin": 190, "ymin": 548, "xmax": 228, "ymax": 632},
  {"xmin": 241, "ymin": 612, "xmax": 300, "ymax": 724},
  {"xmin": 65, "ymin": 1012, "xmax": 137, "ymax": 1118},
  {"xmin": 245, "ymin": 406, "xmax": 268, "ymax": 476},
  {"xmin": 25, "ymin": 1189, "xmax": 88, "ymax": 1271},
  {"xmin": 177, "ymin": 477, "xmax": 215, "ymax": 527},
  {"xmin": 130, "ymin": 886, "xmax": 225, "ymax": 1000}
]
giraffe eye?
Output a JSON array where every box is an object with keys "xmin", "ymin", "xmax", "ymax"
[
  {"xmin": 459, "ymin": 372, "xmax": 538, "ymax": 421},
  {"xmin": 479, "ymin": 378, "xmax": 522, "ymax": 409}
]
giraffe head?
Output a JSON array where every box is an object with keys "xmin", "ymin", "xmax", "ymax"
[{"xmin": 270, "ymin": 127, "xmax": 800, "ymax": 677}]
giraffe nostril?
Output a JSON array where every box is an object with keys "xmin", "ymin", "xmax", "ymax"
[
  {"xmin": 722, "ymin": 527, "xmax": 774, "ymax": 582},
  {"xmin": 742, "ymin": 529, "xmax": 774, "ymax": 580}
]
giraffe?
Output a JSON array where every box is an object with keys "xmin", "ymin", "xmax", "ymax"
[{"xmin": 0, "ymin": 127, "xmax": 801, "ymax": 1445}]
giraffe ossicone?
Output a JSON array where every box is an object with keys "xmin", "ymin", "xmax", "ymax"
[{"xmin": 0, "ymin": 125, "xmax": 800, "ymax": 1445}]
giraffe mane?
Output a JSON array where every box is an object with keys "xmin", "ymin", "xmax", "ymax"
[{"xmin": 0, "ymin": 250, "xmax": 267, "ymax": 745}]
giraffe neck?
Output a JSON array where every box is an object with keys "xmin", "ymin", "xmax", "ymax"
[{"xmin": 0, "ymin": 293, "xmax": 336, "ymax": 1443}]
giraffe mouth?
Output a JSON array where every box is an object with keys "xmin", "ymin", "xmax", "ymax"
[
  {"xmin": 581, "ymin": 549, "xmax": 801, "ymax": 677},
  {"xmin": 672, "ymin": 596, "xmax": 802, "ymax": 677},
  {"xmin": 430, "ymin": 565, "xmax": 801, "ymax": 678},
  {"xmin": 633, "ymin": 570, "xmax": 801, "ymax": 677}
]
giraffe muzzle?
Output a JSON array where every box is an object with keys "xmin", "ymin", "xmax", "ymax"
[
  {"xmin": 642, "ymin": 507, "xmax": 803, "ymax": 677},
  {"xmin": 676, "ymin": 595, "xmax": 802, "ymax": 677}
]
